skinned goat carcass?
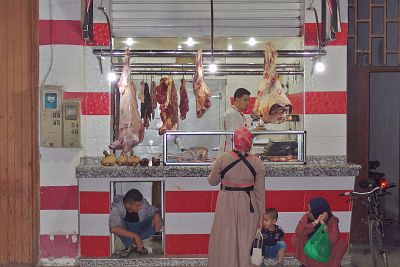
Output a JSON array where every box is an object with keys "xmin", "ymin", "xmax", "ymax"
[
  {"xmin": 109, "ymin": 53, "xmax": 144, "ymax": 153},
  {"xmin": 156, "ymin": 77, "xmax": 178, "ymax": 135},
  {"xmin": 253, "ymin": 42, "xmax": 292, "ymax": 124},
  {"xmin": 179, "ymin": 78, "xmax": 189, "ymax": 120},
  {"xmin": 193, "ymin": 50, "xmax": 211, "ymax": 118}
]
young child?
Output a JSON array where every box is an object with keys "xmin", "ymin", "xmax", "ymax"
[
  {"xmin": 109, "ymin": 189, "xmax": 162, "ymax": 257},
  {"xmin": 262, "ymin": 208, "xmax": 287, "ymax": 267}
]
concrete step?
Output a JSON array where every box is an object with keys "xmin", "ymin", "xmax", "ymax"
[{"xmin": 80, "ymin": 255, "xmax": 353, "ymax": 267}]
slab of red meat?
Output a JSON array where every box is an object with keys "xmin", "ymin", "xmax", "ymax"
[
  {"xmin": 150, "ymin": 80, "xmax": 157, "ymax": 119},
  {"xmin": 193, "ymin": 50, "xmax": 211, "ymax": 118},
  {"xmin": 109, "ymin": 53, "xmax": 144, "ymax": 152},
  {"xmin": 140, "ymin": 82, "xmax": 152, "ymax": 129},
  {"xmin": 253, "ymin": 42, "xmax": 292, "ymax": 124},
  {"xmin": 179, "ymin": 78, "xmax": 189, "ymax": 120},
  {"xmin": 156, "ymin": 77, "xmax": 178, "ymax": 135}
]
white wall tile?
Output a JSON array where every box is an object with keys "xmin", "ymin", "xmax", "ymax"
[
  {"xmin": 40, "ymin": 210, "xmax": 79, "ymax": 235},
  {"xmin": 40, "ymin": 147, "xmax": 83, "ymax": 186},
  {"xmin": 307, "ymin": 136, "xmax": 346, "ymax": 155},
  {"xmin": 305, "ymin": 114, "xmax": 346, "ymax": 137},
  {"xmin": 304, "ymin": 46, "xmax": 347, "ymax": 92},
  {"xmin": 40, "ymin": 0, "xmax": 81, "ymax": 20}
]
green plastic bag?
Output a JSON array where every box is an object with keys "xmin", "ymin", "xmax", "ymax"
[{"xmin": 304, "ymin": 223, "xmax": 331, "ymax": 262}]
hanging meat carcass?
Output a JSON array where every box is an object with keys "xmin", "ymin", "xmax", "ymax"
[
  {"xmin": 179, "ymin": 78, "xmax": 189, "ymax": 120},
  {"xmin": 140, "ymin": 81, "xmax": 152, "ymax": 129},
  {"xmin": 253, "ymin": 42, "xmax": 292, "ymax": 124},
  {"xmin": 150, "ymin": 80, "xmax": 157, "ymax": 119},
  {"xmin": 109, "ymin": 52, "xmax": 144, "ymax": 153},
  {"xmin": 156, "ymin": 77, "xmax": 178, "ymax": 135},
  {"xmin": 193, "ymin": 50, "xmax": 211, "ymax": 118}
]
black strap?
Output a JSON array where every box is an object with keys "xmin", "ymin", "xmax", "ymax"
[
  {"xmin": 219, "ymin": 151, "xmax": 257, "ymax": 214},
  {"xmin": 220, "ymin": 151, "xmax": 256, "ymax": 180},
  {"xmin": 236, "ymin": 153, "xmax": 256, "ymax": 179},
  {"xmin": 220, "ymin": 157, "xmax": 241, "ymax": 179}
]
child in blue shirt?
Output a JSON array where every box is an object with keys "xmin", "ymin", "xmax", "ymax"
[{"xmin": 261, "ymin": 208, "xmax": 287, "ymax": 266}]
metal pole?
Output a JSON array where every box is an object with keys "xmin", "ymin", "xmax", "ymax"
[
  {"xmin": 116, "ymin": 70, "xmax": 304, "ymax": 76},
  {"xmin": 92, "ymin": 49, "xmax": 326, "ymax": 58},
  {"xmin": 111, "ymin": 63, "xmax": 302, "ymax": 69},
  {"xmin": 210, "ymin": 0, "xmax": 214, "ymax": 64}
]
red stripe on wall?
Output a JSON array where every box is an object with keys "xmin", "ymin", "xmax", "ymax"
[
  {"xmin": 80, "ymin": 236, "xmax": 110, "ymax": 257},
  {"xmin": 227, "ymin": 92, "xmax": 345, "ymax": 116},
  {"xmin": 165, "ymin": 234, "xmax": 210, "ymax": 255},
  {"xmin": 40, "ymin": 20, "xmax": 84, "ymax": 45},
  {"xmin": 80, "ymin": 192, "xmax": 110, "ymax": 214},
  {"xmin": 92, "ymin": 23, "xmax": 111, "ymax": 46},
  {"xmin": 40, "ymin": 186, "xmax": 78, "ymax": 210},
  {"xmin": 165, "ymin": 233, "xmax": 350, "ymax": 255},
  {"xmin": 39, "ymin": 20, "xmax": 109, "ymax": 46},
  {"xmin": 305, "ymin": 92, "xmax": 346, "ymax": 114},
  {"xmin": 266, "ymin": 190, "xmax": 352, "ymax": 212},
  {"xmin": 165, "ymin": 191, "xmax": 218, "ymax": 213},
  {"xmin": 63, "ymin": 92, "xmax": 110, "ymax": 115},
  {"xmin": 304, "ymin": 23, "xmax": 348, "ymax": 46},
  {"xmin": 166, "ymin": 190, "xmax": 351, "ymax": 213},
  {"xmin": 289, "ymin": 92, "xmax": 346, "ymax": 114},
  {"xmin": 40, "ymin": 234, "xmax": 79, "ymax": 258}
]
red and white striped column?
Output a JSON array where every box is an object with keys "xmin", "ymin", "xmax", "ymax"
[
  {"xmin": 39, "ymin": 0, "xmax": 111, "ymax": 264},
  {"xmin": 302, "ymin": 0, "xmax": 348, "ymax": 156}
]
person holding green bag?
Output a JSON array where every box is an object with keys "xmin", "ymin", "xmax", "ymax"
[{"xmin": 291, "ymin": 198, "xmax": 347, "ymax": 267}]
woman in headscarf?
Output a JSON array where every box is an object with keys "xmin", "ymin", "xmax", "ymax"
[
  {"xmin": 292, "ymin": 197, "xmax": 347, "ymax": 267},
  {"xmin": 207, "ymin": 127, "xmax": 265, "ymax": 267}
]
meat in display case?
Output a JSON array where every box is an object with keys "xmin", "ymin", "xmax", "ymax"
[
  {"xmin": 163, "ymin": 131, "xmax": 234, "ymax": 166},
  {"xmin": 163, "ymin": 130, "xmax": 306, "ymax": 165},
  {"xmin": 251, "ymin": 131, "xmax": 306, "ymax": 164}
]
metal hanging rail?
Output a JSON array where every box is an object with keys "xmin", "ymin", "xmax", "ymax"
[
  {"xmin": 111, "ymin": 63, "xmax": 302, "ymax": 69},
  {"xmin": 93, "ymin": 49, "xmax": 326, "ymax": 58},
  {"xmin": 116, "ymin": 70, "xmax": 303, "ymax": 76}
]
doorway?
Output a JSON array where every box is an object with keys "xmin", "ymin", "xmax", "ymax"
[
  {"xmin": 369, "ymin": 72, "xmax": 400, "ymax": 221},
  {"xmin": 111, "ymin": 181, "xmax": 165, "ymax": 257},
  {"xmin": 347, "ymin": 68, "xmax": 400, "ymax": 241}
]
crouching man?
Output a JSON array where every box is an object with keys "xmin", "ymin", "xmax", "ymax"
[{"xmin": 109, "ymin": 189, "xmax": 162, "ymax": 257}]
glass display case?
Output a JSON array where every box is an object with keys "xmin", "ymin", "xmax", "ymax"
[
  {"xmin": 251, "ymin": 130, "xmax": 306, "ymax": 164},
  {"xmin": 163, "ymin": 130, "xmax": 306, "ymax": 165},
  {"xmin": 163, "ymin": 131, "xmax": 234, "ymax": 166}
]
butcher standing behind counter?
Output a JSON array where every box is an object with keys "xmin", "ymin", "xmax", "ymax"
[{"xmin": 222, "ymin": 88, "xmax": 251, "ymax": 151}]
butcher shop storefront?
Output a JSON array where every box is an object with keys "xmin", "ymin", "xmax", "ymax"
[{"xmin": 36, "ymin": 0, "xmax": 358, "ymax": 266}]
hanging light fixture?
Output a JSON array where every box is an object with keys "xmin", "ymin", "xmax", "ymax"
[
  {"xmin": 247, "ymin": 37, "xmax": 257, "ymax": 46},
  {"xmin": 125, "ymin": 37, "xmax": 135, "ymax": 46},
  {"xmin": 185, "ymin": 37, "xmax": 195, "ymax": 47},
  {"xmin": 314, "ymin": 60, "xmax": 325, "ymax": 73}
]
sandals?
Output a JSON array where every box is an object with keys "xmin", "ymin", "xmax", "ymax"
[
  {"xmin": 133, "ymin": 246, "xmax": 149, "ymax": 255},
  {"xmin": 119, "ymin": 246, "xmax": 133, "ymax": 258}
]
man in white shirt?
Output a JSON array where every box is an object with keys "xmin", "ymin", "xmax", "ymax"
[{"xmin": 222, "ymin": 88, "xmax": 251, "ymax": 151}]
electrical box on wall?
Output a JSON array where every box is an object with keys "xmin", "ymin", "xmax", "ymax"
[
  {"xmin": 40, "ymin": 86, "xmax": 63, "ymax": 148},
  {"xmin": 62, "ymin": 100, "xmax": 81, "ymax": 147}
]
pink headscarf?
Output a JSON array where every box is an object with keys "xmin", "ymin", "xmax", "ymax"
[{"xmin": 234, "ymin": 127, "xmax": 253, "ymax": 152}]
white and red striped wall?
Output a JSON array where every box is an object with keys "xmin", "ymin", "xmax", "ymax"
[
  {"xmin": 78, "ymin": 176, "xmax": 354, "ymax": 257},
  {"xmin": 38, "ymin": 0, "xmax": 349, "ymax": 264}
]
